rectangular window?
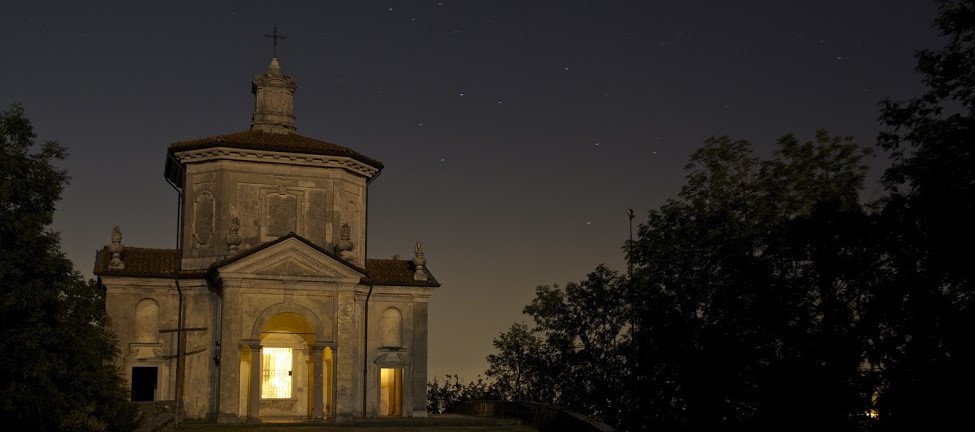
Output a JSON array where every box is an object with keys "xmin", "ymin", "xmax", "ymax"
[{"xmin": 261, "ymin": 347, "xmax": 293, "ymax": 399}]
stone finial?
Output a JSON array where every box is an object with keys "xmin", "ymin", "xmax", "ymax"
[
  {"xmin": 226, "ymin": 216, "xmax": 242, "ymax": 255},
  {"xmin": 251, "ymin": 57, "xmax": 297, "ymax": 134},
  {"xmin": 108, "ymin": 226, "xmax": 124, "ymax": 269},
  {"xmin": 337, "ymin": 223, "xmax": 356, "ymax": 263},
  {"xmin": 413, "ymin": 241, "xmax": 427, "ymax": 281}
]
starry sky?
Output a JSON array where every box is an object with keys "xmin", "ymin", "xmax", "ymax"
[{"xmin": 2, "ymin": 1, "xmax": 945, "ymax": 381}]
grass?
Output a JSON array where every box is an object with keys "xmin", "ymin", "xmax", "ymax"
[{"xmin": 175, "ymin": 414, "xmax": 536, "ymax": 432}]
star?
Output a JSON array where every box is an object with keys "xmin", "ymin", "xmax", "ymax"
[{"xmin": 458, "ymin": 92, "xmax": 465, "ymax": 97}]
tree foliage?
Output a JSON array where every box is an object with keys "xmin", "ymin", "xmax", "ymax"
[
  {"xmin": 486, "ymin": 130, "xmax": 877, "ymax": 432},
  {"xmin": 484, "ymin": 322, "xmax": 548, "ymax": 402},
  {"xmin": 871, "ymin": 1, "xmax": 975, "ymax": 428},
  {"xmin": 629, "ymin": 131, "xmax": 875, "ymax": 431},
  {"xmin": 0, "ymin": 104, "xmax": 138, "ymax": 432},
  {"xmin": 426, "ymin": 374, "xmax": 496, "ymax": 414},
  {"xmin": 481, "ymin": 3, "xmax": 973, "ymax": 430}
]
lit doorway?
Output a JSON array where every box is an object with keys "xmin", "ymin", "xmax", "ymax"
[{"xmin": 379, "ymin": 368, "xmax": 403, "ymax": 417}]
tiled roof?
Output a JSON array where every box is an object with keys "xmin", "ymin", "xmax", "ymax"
[
  {"xmin": 93, "ymin": 247, "xmax": 205, "ymax": 278},
  {"xmin": 167, "ymin": 130, "xmax": 384, "ymax": 170},
  {"xmin": 363, "ymin": 259, "xmax": 439, "ymax": 287},
  {"xmin": 94, "ymin": 236, "xmax": 439, "ymax": 288}
]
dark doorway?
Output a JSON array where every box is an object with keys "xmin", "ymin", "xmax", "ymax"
[{"xmin": 131, "ymin": 367, "xmax": 158, "ymax": 401}]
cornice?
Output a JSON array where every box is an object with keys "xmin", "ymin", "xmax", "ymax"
[{"xmin": 173, "ymin": 146, "xmax": 380, "ymax": 178}]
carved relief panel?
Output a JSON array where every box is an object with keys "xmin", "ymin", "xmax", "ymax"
[
  {"xmin": 265, "ymin": 185, "xmax": 298, "ymax": 237},
  {"xmin": 192, "ymin": 189, "xmax": 215, "ymax": 247},
  {"xmin": 252, "ymin": 183, "xmax": 309, "ymax": 243}
]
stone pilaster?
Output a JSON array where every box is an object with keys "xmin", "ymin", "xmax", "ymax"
[
  {"xmin": 411, "ymin": 301, "xmax": 429, "ymax": 417},
  {"xmin": 312, "ymin": 342, "xmax": 327, "ymax": 421},
  {"xmin": 334, "ymin": 291, "xmax": 356, "ymax": 421},
  {"xmin": 246, "ymin": 343, "xmax": 263, "ymax": 423},
  {"xmin": 217, "ymin": 288, "xmax": 242, "ymax": 423}
]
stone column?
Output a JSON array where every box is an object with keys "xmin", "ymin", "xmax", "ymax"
[
  {"xmin": 247, "ymin": 343, "xmax": 263, "ymax": 423},
  {"xmin": 312, "ymin": 342, "xmax": 327, "ymax": 421}
]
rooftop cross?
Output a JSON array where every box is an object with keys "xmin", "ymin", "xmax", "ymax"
[{"xmin": 264, "ymin": 25, "xmax": 286, "ymax": 57}]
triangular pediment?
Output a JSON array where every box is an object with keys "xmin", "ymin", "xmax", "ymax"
[{"xmin": 216, "ymin": 236, "xmax": 364, "ymax": 280}]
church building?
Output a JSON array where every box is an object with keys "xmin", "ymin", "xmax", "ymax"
[{"xmin": 93, "ymin": 57, "xmax": 439, "ymax": 422}]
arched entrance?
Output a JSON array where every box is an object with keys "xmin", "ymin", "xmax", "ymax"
[{"xmin": 240, "ymin": 311, "xmax": 332, "ymax": 421}]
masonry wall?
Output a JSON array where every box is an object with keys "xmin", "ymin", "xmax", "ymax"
[
  {"xmin": 103, "ymin": 276, "xmax": 216, "ymax": 419},
  {"xmin": 179, "ymin": 159, "xmax": 368, "ymax": 270}
]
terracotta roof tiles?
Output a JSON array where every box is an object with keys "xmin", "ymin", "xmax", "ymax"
[
  {"xmin": 363, "ymin": 258, "xmax": 439, "ymax": 287},
  {"xmin": 94, "ymin": 239, "xmax": 438, "ymax": 288},
  {"xmin": 93, "ymin": 247, "xmax": 201, "ymax": 278}
]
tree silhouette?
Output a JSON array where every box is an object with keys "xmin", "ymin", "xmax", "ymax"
[
  {"xmin": 871, "ymin": 0, "xmax": 975, "ymax": 428},
  {"xmin": 0, "ymin": 104, "xmax": 138, "ymax": 432}
]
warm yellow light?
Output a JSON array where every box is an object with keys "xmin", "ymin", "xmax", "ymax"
[
  {"xmin": 261, "ymin": 348, "xmax": 293, "ymax": 399},
  {"xmin": 380, "ymin": 367, "xmax": 403, "ymax": 416}
]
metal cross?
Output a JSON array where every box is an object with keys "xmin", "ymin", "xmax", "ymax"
[{"xmin": 265, "ymin": 25, "xmax": 286, "ymax": 57}]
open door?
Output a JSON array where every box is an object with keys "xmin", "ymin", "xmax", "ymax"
[
  {"xmin": 379, "ymin": 368, "xmax": 403, "ymax": 417},
  {"xmin": 131, "ymin": 366, "xmax": 158, "ymax": 401}
]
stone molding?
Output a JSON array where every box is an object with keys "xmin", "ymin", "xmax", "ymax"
[{"xmin": 173, "ymin": 147, "xmax": 380, "ymax": 178}]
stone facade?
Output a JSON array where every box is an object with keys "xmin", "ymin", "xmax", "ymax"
[{"xmin": 95, "ymin": 58, "xmax": 438, "ymax": 422}]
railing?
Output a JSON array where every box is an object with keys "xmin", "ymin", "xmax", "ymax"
[{"xmin": 449, "ymin": 400, "xmax": 617, "ymax": 432}]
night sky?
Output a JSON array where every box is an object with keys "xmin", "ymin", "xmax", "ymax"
[{"xmin": 2, "ymin": 1, "xmax": 944, "ymax": 381}]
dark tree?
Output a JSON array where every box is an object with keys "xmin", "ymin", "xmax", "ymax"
[
  {"xmin": 627, "ymin": 131, "xmax": 874, "ymax": 431},
  {"xmin": 486, "ymin": 131, "xmax": 876, "ymax": 432},
  {"xmin": 485, "ymin": 266, "xmax": 633, "ymax": 427},
  {"xmin": 426, "ymin": 374, "xmax": 496, "ymax": 414},
  {"xmin": 0, "ymin": 104, "xmax": 138, "ymax": 432},
  {"xmin": 485, "ymin": 322, "xmax": 548, "ymax": 401},
  {"xmin": 872, "ymin": 0, "xmax": 975, "ymax": 428}
]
